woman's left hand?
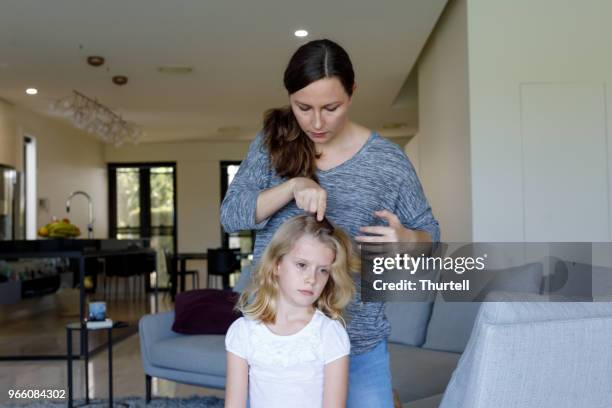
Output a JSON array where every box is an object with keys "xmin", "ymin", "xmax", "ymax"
[{"xmin": 355, "ymin": 210, "xmax": 430, "ymax": 243}]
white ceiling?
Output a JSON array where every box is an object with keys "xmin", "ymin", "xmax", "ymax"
[{"xmin": 0, "ymin": 0, "xmax": 447, "ymax": 143}]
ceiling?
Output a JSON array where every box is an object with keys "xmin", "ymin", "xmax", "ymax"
[{"xmin": 0, "ymin": 0, "xmax": 447, "ymax": 144}]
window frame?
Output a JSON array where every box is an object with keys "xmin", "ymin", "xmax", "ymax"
[{"xmin": 108, "ymin": 162, "xmax": 178, "ymax": 254}]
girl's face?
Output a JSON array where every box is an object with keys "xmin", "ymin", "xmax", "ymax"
[
  {"xmin": 274, "ymin": 234, "xmax": 334, "ymax": 309},
  {"xmin": 289, "ymin": 77, "xmax": 353, "ymax": 145}
]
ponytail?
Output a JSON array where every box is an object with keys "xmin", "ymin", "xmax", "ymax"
[{"xmin": 262, "ymin": 106, "xmax": 320, "ymax": 181}]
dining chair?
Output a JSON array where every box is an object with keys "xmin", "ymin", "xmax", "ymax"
[
  {"xmin": 164, "ymin": 249, "xmax": 199, "ymax": 294},
  {"xmin": 206, "ymin": 248, "xmax": 240, "ymax": 290}
]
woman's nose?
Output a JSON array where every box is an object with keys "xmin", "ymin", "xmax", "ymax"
[{"xmin": 312, "ymin": 111, "xmax": 323, "ymax": 130}]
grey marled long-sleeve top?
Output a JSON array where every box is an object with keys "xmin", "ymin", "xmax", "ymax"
[{"xmin": 220, "ymin": 131, "xmax": 440, "ymax": 355}]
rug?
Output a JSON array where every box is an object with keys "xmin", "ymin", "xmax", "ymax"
[{"xmin": 2, "ymin": 395, "xmax": 225, "ymax": 407}]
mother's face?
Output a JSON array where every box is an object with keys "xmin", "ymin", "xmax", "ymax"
[{"xmin": 289, "ymin": 77, "xmax": 353, "ymax": 145}]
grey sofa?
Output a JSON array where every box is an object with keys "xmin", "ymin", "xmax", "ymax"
[
  {"xmin": 386, "ymin": 261, "xmax": 545, "ymax": 404},
  {"xmin": 139, "ymin": 259, "xmax": 612, "ymax": 406}
]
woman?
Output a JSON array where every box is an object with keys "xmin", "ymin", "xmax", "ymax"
[{"xmin": 221, "ymin": 38, "xmax": 439, "ymax": 407}]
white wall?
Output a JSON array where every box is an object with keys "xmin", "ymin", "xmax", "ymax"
[
  {"xmin": 416, "ymin": 0, "xmax": 472, "ymax": 242},
  {"xmin": 14, "ymin": 108, "xmax": 108, "ymax": 238},
  {"xmin": 0, "ymin": 99, "xmax": 20, "ymax": 170},
  {"xmin": 105, "ymin": 140, "xmax": 250, "ymax": 252},
  {"xmin": 467, "ymin": 0, "xmax": 612, "ymax": 242},
  {"xmin": 404, "ymin": 132, "xmax": 420, "ymax": 177}
]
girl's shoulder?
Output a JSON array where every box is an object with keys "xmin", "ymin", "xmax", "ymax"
[
  {"xmin": 227, "ymin": 315, "xmax": 258, "ymax": 335},
  {"xmin": 315, "ymin": 310, "xmax": 347, "ymax": 334},
  {"xmin": 226, "ymin": 316, "xmax": 246, "ymax": 335},
  {"xmin": 314, "ymin": 311, "xmax": 351, "ymax": 361}
]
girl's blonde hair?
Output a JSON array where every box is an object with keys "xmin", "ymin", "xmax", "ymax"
[{"xmin": 237, "ymin": 214, "xmax": 357, "ymax": 324}]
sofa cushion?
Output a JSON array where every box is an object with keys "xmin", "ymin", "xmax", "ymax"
[
  {"xmin": 172, "ymin": 289, "xmax": 242, "ymax": 335},
  {"xmin": 545, "ymin": 259, "xmax": 612, "ymax": 300},
  {"xmin": 386, "ymin": 301, "xmax": 434, "ymax": 346},
  {"xmin": 389, "ymin": 343, "xmax": 460, "ymax": 403},
  {"xmin": 422, "ymin": 262, "xmax": 543, "ymax": 353},
  {"xmin": 440, "ymin": 293, "xmax": 612, "ymax": 408},
  {"xmin": 150, "ymin": 334, "xmax": 227, "ymax": 377}
]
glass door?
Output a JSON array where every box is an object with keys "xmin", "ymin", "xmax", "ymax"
[
  {"xmin": 109, "ymin": 163, "xmax": 177, "ymax": 288},
  {"xmin": 220, "ymin": 161, "xmax": 254, "ymax": 253}
]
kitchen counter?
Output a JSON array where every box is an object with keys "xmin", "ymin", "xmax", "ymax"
[
  {"xmin": 0, "ymin": 239, "xmax": 157, "ymax": 361},
  {"xmin": 0, "ymin": 238, "xmax": 149, "ymax": 257}
]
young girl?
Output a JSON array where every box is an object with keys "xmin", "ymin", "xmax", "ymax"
[{"xmin": 224, "ymin": 214, "xmax": 357, "ymax": 408}]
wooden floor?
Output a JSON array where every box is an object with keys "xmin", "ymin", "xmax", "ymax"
[
  {"xmin": 1, "ymin": 293, "xmax": 151, "ymax": 357},
  {"xmin": 0, "ymin": 292, "xmax": 225, "ymax": 405}
]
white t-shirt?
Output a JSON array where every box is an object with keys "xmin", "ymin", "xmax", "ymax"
[{"xmin": 225, "ymin": 309, "xmax": 350, "ymax": 408}]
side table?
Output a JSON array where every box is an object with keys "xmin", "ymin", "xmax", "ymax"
[{"xmin": 66, "ymin": 321, "xmax": 129, "ymax": 407}]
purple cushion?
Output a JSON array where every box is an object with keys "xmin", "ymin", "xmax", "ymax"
[{"xmin": 172, "ymin": 289, "xmax": 242, "ymax": 335}]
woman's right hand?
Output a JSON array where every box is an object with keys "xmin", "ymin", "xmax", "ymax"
[{"xmin": 291, "ymin": 177, "xmax": 327, "ymax": 221}]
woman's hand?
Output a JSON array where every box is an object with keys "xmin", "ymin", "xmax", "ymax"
[
  {"xmin": 355, "ymin": 210, "xmax": 432, "ymax": 243},
  {"xmin": 291, "ymin": 177, "xmax": 327, "ymax": 221}
]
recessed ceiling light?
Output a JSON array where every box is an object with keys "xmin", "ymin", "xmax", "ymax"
[
  {"xmin": 294, "ymin": 29, "xmax": 308, "ymax": 38},
  {"xmin": 26, "ymin": 88, "xmax": 38, "ymax": 95},
  {"xmin": 112, "ymin": 75, "xmax": 128, "ymax": 86},
  {"xmin": 87, "ymin": 56, "xmax": 105, "ymax": 67}
]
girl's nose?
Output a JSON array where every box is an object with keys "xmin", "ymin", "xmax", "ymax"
[{"xmin": 304, "ymin": 269, "xmax": 315, "ymax": 284}]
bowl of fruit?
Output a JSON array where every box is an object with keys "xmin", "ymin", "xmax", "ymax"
[{"xmin": 38, "ymin": 218, "xmax": 81, "ymax": 238}]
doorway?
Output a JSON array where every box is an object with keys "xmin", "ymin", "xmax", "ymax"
[{"xmin": 108, "ymin": 163, "xmax": 177, "ymax": 289}]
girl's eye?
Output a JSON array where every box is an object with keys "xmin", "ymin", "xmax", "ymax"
[
  {"xmin": 297, "ymin": 262, "xmax": 306, "ymax": 268},
  {"xmin": 319, "ymin": 269, "xmax": 329, "ymax": 274},
  {"xmin": 325, "ymin": 106, "xmax": 339, "ymax": 112},
  {"xmin": 298, "ymin": 106, "xmax": 310, "ymax": 112}
]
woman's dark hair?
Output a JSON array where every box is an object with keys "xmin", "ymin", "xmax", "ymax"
[{"xmin": 263, "ymin": 39, "xmax": 355, "ymax": 180}]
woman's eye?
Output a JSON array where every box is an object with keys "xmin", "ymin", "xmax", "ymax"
[
  {"xmin": 319, "ymin": 269, "xmax": 329, "ymax": 274},
  {"xmin": 297, "ymin": 262, "xmax": 306, "ymax": 268},
  {"xmin": 298, "ymin": 106, "xmax": 310, "ymax": 112},
  {"xmin": 325, "ymin": 106, "xmax": 339, "ymax": 112}
]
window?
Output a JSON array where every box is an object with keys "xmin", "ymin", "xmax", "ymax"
[
  {"xmin": 109, "ymin": 163, "xmax": 177, "ymax": 288},
  {"xmin": 23, "ymin": 136, "xmax": 36, "ymax": 239}
]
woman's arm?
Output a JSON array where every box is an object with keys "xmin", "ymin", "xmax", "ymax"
[
  {"xmin": 254, "ymin": 179, "xmax": 295, "ymax": 224},
  {"xmin": 322, "ymin": 356, "xmax": 349, "ymax": 408},
  {"xmin": 221, "ymin": 134, "xmax": 329, "ymax": 231},
  {"xmin": 220, "ymin": 134, "xmax": 272, "ymax": 233},
  {"xmin": 224, "ymin": 352, "xmax": 249, "ymax": 408},
  {"xmin": 255, "ymin": 177, "xmax": 328, "ymax": 223}
]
